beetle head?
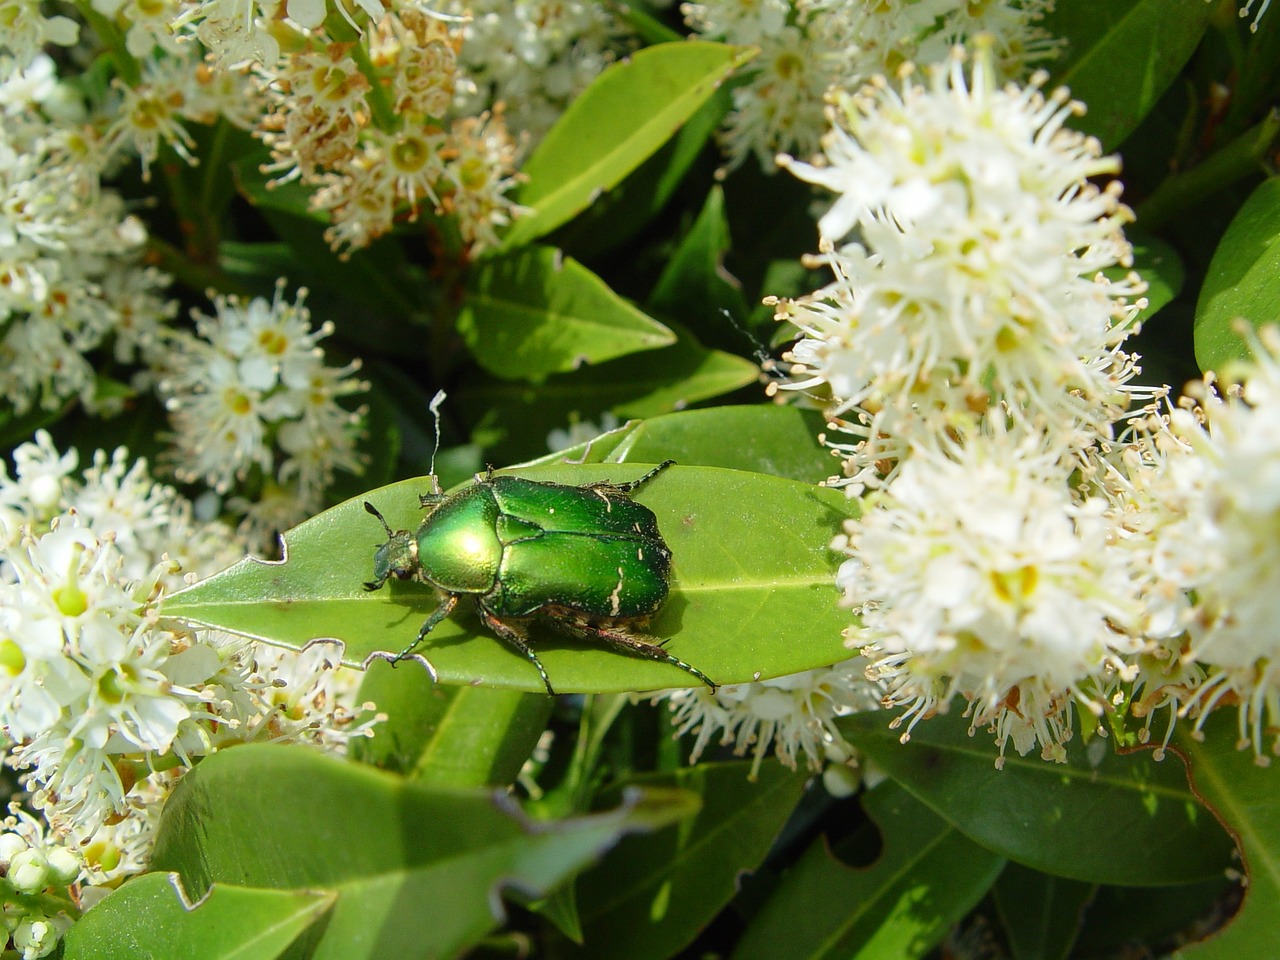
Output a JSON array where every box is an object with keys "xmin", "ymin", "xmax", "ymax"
[{"xmin": 364, "ymin": 502, "xmax": 419, "ymax": 590}]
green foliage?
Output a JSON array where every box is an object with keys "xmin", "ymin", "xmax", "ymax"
[
  {"xmin": 502, "ymin": 42, "xmax": 756, "ymax": 248},
  {"xmin": 1195, "ymin": 176, "xmax": 1280, "ymax": 370},
  {"xmin": 63, "ymin": 876, "xmax": 334, "ymax": 960},
  {"xmin": 548, "ymin": 762, "xmax": 808, "ymax": 960},
  {"xmin": 1043, "ymin": 0, "xmax": 1216, "ymax": 149},
  {"xmin": 838, "ymin": 711, "xmax": 1233, "ymax": 886},
  {"xmin": 1170, "ymin": 712, "xmax": 1280, "ymax": 959},
  {"xmin": 457, "ymin": 246, "xmax": 676, "ymax": 380},
  {"xmin": 134, "ymin": 746, "xmax": 699, "ymax": 960},
  {"xmin": 734, "ymin": 782, "xmax": 1006, "ymax": 960}
]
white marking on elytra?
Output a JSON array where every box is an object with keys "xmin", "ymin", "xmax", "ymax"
[{"xmin": 608, "ymin": 566, "xmax": 625, "ymax": 616}]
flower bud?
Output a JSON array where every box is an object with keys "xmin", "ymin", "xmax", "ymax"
[
  {"xmin": 0, "ymin": 832, "xmax": 29, "ymax": 867},
  {"xmin": 13, "ymin": 917, "xmax": 60, "ymax": 960},
  {"xmin": 45, "ymin": 846, "xmax": 81, "ymax": 886},
  {"xmin": 7, "ymin": 849, "xmax": 50, "ymax": 894}
]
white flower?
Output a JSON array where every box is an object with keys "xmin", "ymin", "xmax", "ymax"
[
  {"xmin": 1152, "ymin": 326, "xmax": 1280, "ymax": 759},
  {"xmin": 0, "ymin": 431, "xmax": 242, "ymax": 590},
  {"xmin": 438, "ymin": 112, "xmax": 528, "ymax": 252},
  {"xmin": 838, "ymin": 426, "xmax": 1146, "ymax": 764},
  {"xmin": 0, "ymin": 0, "xmax": 79, "ymax": 74},
  {"xmin": 174, "ymin": 0, "xmax": 282, "ymax": 68},
  {"xmin": 101, "ymin": 54, "xmax": 204, "ymax": 179},
  {"xmin": 0, "ymin": 64, "xmax": 175, "ymax": 415},
  {"xmin": 773, "ymin": 44, "xmax": 1146, "ymax": 486},
  {"xmin": 685, "ymin": 0, "xmax": 1057, "ymax": 171},
  {"xmin": 444, "ymin": 0, "xmax": 631, "ymax": 147},
  {"xmin": 658, "ymin": 657, "xmax": 881, "ymax": 777},
  {"xmin": 157, "ymin": 283, "xmax": 367, "ymax": 526}
]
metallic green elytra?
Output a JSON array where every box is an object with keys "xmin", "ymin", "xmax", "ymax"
[{"xmin": 363, "ymin": 460, "xmax": 716, "ymax": 696}]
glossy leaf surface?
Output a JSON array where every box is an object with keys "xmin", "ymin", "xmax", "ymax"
[
  {"xmin": 733, "ymin": 781, "xmax": 1005, "ymax": 960},
  {"xmin": 550, "ymin": 762, "xmax": 807, "ymax": 960},
  {"xmin": 164, "ymin": 464, "xmax": 855, "ymax": 692},
  {"xmin": 150, "ymin": 745, "xmax": 698, "ymax": 960},
  {"xmin": 839, "ymin": 711, "xmax": 1233, "ymax": 886},
  {"xmin": 1194, "ymin": 176, "xmax": 1280, "ymax": 372},
  {"xmin": 502, "ymin": 42, "xmax": 755, "ymax": 248},
  {"xmin": 63, "ymin": 875, "xmax": 332, "ymax": 960},
  {"xmin": 458, "ymin": 245, "xmax": 675, "ymax": 381}
]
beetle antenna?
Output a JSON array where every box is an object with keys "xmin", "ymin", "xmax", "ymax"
[
  {"xmin": 427, "ymin": 389, "xmax": 446, "ymax": 496},
  {"xmin": 719, "ymin": 308, "xmax": 798, "ymax": 385},
  {"xmin": 364, "ymin": 501, "xmax": 395, "ymax": 538}
]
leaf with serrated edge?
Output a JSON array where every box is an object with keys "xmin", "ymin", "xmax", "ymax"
[
  {"xmin": 164, "ymin": 464, "xmax": 854, "ymax": 693},
  {"xmin": 149, "ymin": 745, "xmax": 699, "ymax": 960},
  {"xmin": 838, "ymin": 710, "xmax": 1233, "ymax": 886},
  {"xmin": 62, "ymin": 873, "xmax": 334, "ymax": 960},
  {"xmin": 1169, "ymin": 712, "xmax": 1280, "ymax": 958}
]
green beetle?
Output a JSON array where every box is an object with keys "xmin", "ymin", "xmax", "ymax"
[{"xmin": 363, "ymin": 460, "xmax": 716, "ymax": 696}]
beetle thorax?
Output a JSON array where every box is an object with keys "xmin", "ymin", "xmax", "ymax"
[{"xmin": 416, "ymin": 485, "xmax": 503, "ymax": 594}]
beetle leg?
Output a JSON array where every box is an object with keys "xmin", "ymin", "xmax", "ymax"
[
  {"xmin": 587, "ymin": 459, "xmax": 676, "ymax": 496},
  {"xmin": 392, "ymin": 593, "xmax": 459, "ymax": 662},
  {"xmin": 563, "ymin": 621, "xmax": 717, "ymax": 692},
  {"xmin": 479, "ymin": 607, "xmax": 556, "ymax": 697}
]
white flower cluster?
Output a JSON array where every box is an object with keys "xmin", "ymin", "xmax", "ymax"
[
  {"xmin": 665, "ymin": 45, "xmax": 1152, "ymax": 771},
  {"xmin": 443, "ymin": 0, "xmax": 632, "ymax": 149},
  {"xmin": 1133, "ymin": 327, "xmax": 1280, "ymax": 758},
  {"xmin": 734, "ymin": 44, "xmax": 1280, "ymax": 768},
  {"xmin": 660, "ymin": 659, "xmax": 881, "ymax": 778},
  {"xmin": 775, "ymin": 49, "xmax": 1146, "ymax": 487},
  {"xmin": 0, "ymin": 430, "xmax": 241, "ymax": 585},
  {"xmin": 0, "ymin": 436, "xmax": 377, "ymax": 956},
  {"xmin": 2, "ymin": 5, "xmax": 534, "ymax": 259},
  {"xmin": 0, "ymin": 58, "xmax": 176, "ymax": 415},
  {"xmin": 682, "ymin": 0, "xmax": 1057, "ymax": 170},
  {"xmin": 156, "ymin": 283, "xmax": 367, "ymax": 546},
  {"xmin": 773, "ymin": 48, "xmax": 1155, "ymax": 764}
]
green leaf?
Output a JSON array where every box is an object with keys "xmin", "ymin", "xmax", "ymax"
[
  {"xmin": 1169, "ymin": 712, "xmax": 1280, "ymax": 958},
  {"xmin": 458, "ymin": 245, "xmax": 676, "ymax": 381},
  {"xmin": 603, "ymin": 405, "xmax": 834, "ymax": 483},
  {"xmin": 558, "ymin": 88, "xmax": 737, "ymax": 261},
  {"xmin": 62, "ymin": 874, "xmax": 334, "ymax": 960},
  {"xmin": 732, "ymin": 781, "xmax": 1005, "ymax": 960},
  {"xmin": 648, "ymin": 185, "xmax": 750, "ymax": 327},
  {"xmin": 993, "ymin": 863, "xmax": 1094, "ymax": 960},
  {"xmin": 351, "ymin": 662, "xmax": 552, "ymax": 787},
  {"xmin": 1074, "ymin": 878, "xmax": 1235, "ymax": 956},
  {"xmin": 502, "ymin": 42, "xmax": 756, "ymax": 248},
  {"xmin": 550, "ymin": 84, "xmax": 730, "ymax": 262},
  {"xmin": 1121, "ymin": 233, "xmax": 1184, "ymax": 322},
  {"xmin": 1043, "ymin": 0, "xmax": 1214, "ymax": 149},
  {"xmin": 163, "ymin": 464, "xmax": 855, "ymax": 693},
  {"xmin": 549, "ymin": 761, "xmax": 807, "ymax": 960},
  {"xmin": 838, "ymin": 710, "xmax": 1233, "ymax": 886},
  {"xmin": 1194, "ymin": 177, "xmax": 1280, "ymax": 372},
  {"xmin": 149, "ymin": 745, "xmax": 699, "ymax": 960},
  {"xmin": 458, "ymin": 324, "xmax": 759, "ymax": 463}
]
